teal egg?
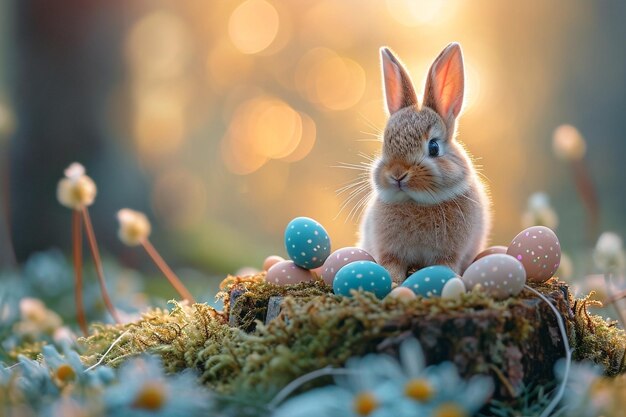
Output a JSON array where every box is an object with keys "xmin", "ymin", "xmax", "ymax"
[
  {"xmin": 333, "ymin": 261, "xmax": 392, "ymax": 299},
  {"xmin": 401, "ymin": 265, "xmax": 458, "ymax": 298},
  {"xmin": 284, "ymin": 217, "xmax": 331, "ymax": 269}
]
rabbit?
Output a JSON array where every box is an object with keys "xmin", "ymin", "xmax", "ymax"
[{"xmin": 358, "ymin": 43, "xmax": 491, "ymax": 284}]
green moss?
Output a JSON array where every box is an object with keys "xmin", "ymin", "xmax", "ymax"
[
  {"xmin": 79, "ymin": 273, "xmax": 626, "ymax": 399},
  {"xmin": 569, "ymin": 292, "xmax": 626, "ymax": 375}
]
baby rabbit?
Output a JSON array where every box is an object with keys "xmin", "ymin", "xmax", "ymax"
[{"xmin": 358, "ymin": 43, "xmax": 491, "ymax": 283}]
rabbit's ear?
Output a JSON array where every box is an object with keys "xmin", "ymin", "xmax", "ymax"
[
  {"xmin": 380, "ymin": 47, "xmax": 418, "ymax": 115},
  {"xmin": 423, "ymin": 43, "xmax": 465, "ymax": 126}
]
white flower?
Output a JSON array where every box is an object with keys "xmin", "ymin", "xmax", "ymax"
[
  {"xmin": 553, "ymin": 124, "xmax": 586, "ymax": 161},
  {"xmin": 273, "ymin": 338, "xmax": 493, "ymax": 417},
  {"xmin": 14, "ymin": 298, "xmax": 63, "ymax": 337},
  {"xmin": 555, "ymin": 359, "xmax": 605, "ymax": 417},
  {"xmin": 593, "ymin": 232, "xmax": 625, "ymax": 274},
  {"xmin": 522, "ymin": 192, "xmax": 559, "ymax": 229},
  {"xmin": 56, "ymin": 162, "xmax": 97, "ymax": 209},
  {"xmin": 117, "ymin": 209, "xmax": 151, "ymax": 246}
]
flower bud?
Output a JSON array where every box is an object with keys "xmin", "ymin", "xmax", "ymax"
[
  {"xmin": 593, "ymin": 232, "xmax": 625, "ymax": 274},
  {"xmin": 117, "ymin": 209, "xmax": 151, "ymax": 246},
  {"xmin": 553, "ymin": 124, "xmax": 586, "ymax": 161},
  {"xmin": 57, "ymin": 163, "xmax": 97, "ymax": 209}
]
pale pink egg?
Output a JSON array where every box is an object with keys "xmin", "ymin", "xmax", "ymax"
[
  {"xmin": 320, "ymin": 247, "xmax": 375, "ymax": 286},
  {"xmin": 263, "ymin": 255, "xmax": 285, "ymax": 271},
  {"xmin": 265, "ymin": 260, "xmax": 314, "ymax": 285},
  {"xmin": 507, "ymin": 226, "xmax": 561, "ymax": 283},
  {"xmin": 386, "ymin": 286, "xmax": 417, "ymax": 301}
]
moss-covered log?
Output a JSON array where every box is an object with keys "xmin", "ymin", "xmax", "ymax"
[{"xmin": 79, "ymin": 274, "xmax": 625, "ymax": 402}]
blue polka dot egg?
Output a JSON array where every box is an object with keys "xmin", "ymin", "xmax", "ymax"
[
  {"xmin": 333, "ymin": 261, "xmax": 392, "ymax": 299},
  {"xmin": 401, "ymin": 265, "xmax": 459, "ymax": 298},
  {"xmin": 284, "ymin": 217, "xmax": 331, "ymax": 269}
]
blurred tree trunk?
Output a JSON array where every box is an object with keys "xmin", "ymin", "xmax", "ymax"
[{"xmin": 8, "ymin": 0, "xmax": 147, "ymax": 262}]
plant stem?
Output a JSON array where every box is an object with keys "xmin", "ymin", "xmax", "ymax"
[
  {"xmin": 141, "ymin": 238, "xmax": 195, "ymax": 304},
  {"xmin": 608, "ymin": 288, "xmax": 626, "ymax": 304},
  {"xmin": 81, "ymin": 206, "xmax": 121, "ymax": 323},
  {"xmin": 72, "ymin": 210, "xmax": 88, "ymax": 336},
  {"xmin": 572, "ymin": 159, "xmax": 599, "ymax": 245},
  {"xmin": 604, "ymin": 273, "xmax": 626, "ymax": 328}
]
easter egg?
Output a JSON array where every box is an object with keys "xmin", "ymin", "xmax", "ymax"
[
  {"xmin": 473, "ymin": 246, "xmax": 508, "ymax": 262},
  {"xmin": 441, "ymin": 277, "xmax": 466, "ymax": 300},
  {"xmin": 266, "ymin": 260, "xmax": 314, "ymax": 286},
  {"xmin": 263, "ymin": 255, "xmax": 285, "ymax": 271},
  {"xmin": 386, "ymin": 286, "xmax": 417, "ymax": 301},
  {"xmin": 333, "ymin": 261, "xmax": 392, "ymax": 299},
  {"xmin": 401, "ymin": 266, "xmax": 458, "ymax": 298},
  {"xmin": 462, "ymin": 254, "xmax": 526, "ymax": 300},
  {"xmin": 320, "ymin": 247, "xmax": 375, "ymax": 286},
  {"xmin": 284, "ymin": 217, "xmax": 331, "ymax": 269},
  {"xmin": 506, "ymin": 226, "xmax": 561, "ymax": 283}
]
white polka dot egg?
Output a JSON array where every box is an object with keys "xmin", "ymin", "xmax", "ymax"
[
  {"xmin": 462, "ymin": 254, "xmax": 526, "ymax": 300},
  {"xmin": 401, "ymin": 266, "xmax": 460, "ymax": 298},
  {"xmin": 333, "ymin": 261, "xmax": 392, "ymax": 299},
  {"xmin": 320, "ymin": 247, "xmax": 375, "ymax": 286},
  {"xmin": 265, "ymin": 260, "xmax": 314, "ymax": 286},
  {"xmin": 284, "ymin": 217, "xmax": 331, "ymax": 269}
]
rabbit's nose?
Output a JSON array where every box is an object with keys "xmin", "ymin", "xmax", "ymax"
[
  {"xmin": 395, "ymin": 173, "xmax": 408, "ymax": 182},
  {"xmin": 390, "ymin": 172, "xmax": 408, "ymax": 186}
]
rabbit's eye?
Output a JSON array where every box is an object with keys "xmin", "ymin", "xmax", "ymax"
[{"xmin": 428, "ymin": 139, "xmax": 440, "ymax": 157}]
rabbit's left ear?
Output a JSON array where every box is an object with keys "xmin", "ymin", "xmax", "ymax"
[
  {"xmin": 423, "ymin": 43, "xmax": 465, "ymax": 126},
  {"xmin": 380, "ymin": 47, "xmax": 418, "ymax": 115}
]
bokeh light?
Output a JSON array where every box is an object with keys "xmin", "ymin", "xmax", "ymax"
[
  {"xmin": 228, "ymin": 0, "xmax": 280, "ymax": 55},
  {"xmin": 152, "ymin": 168, "xmax": 207, "ymax": 230},
  {"xmin": 220, "ymin": 96, "xmax": 316, "ymax": 175},
  {"xmin": 296, "ymin": 48, "xmax": 366, "ymax": 111},
  {"xmin": 0, "ymin": 99, "xmax": 15, "ymax": 141},
  {"xmin": 385, "ymin": 0, "xmax": 453, "ymax": 27},
  {"xmin": 125, "ymin": 11, "xmax": 192, "ymax": 80},
  {"xmin": 133, "ymin": 89, "xmax": 187, "ymax": 162}
]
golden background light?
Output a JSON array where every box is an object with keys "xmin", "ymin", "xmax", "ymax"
[
  {"xmin": 96, "ymin": 0, "xmax": 624, "ymax": 273},
  {"xmin": 228, "ymin": 0, "xmax": 280, "ymax": 55}
]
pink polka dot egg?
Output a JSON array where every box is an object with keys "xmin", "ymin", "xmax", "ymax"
[
  {"xmin": 506, "ymin": 226, "xmax": 561, "ymax": 283},
  {"xmin": 320, "ymin": 247, "xmax": 375, "ymax": 286},
  {"xmin": 462, "ymin": 254, "xmax": 526, "ymax": 300}
]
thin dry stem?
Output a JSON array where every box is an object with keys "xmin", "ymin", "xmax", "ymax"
[
  {"xmin": 572, "ymin": 159, "xmax": 599, "ymax": 244},
  {"xmin": 142, "ymin": 238, "xmax": 196, "ymax": 304},
  {"xmin": 81, "ymin": 206, "xmax": 121, "ymax": 323},
  {"xmin": 72, "ymin": 210, "xmax": 88, "ymax": 336}
]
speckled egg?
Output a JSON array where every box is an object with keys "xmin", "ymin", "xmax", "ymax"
[
  {"xmin": 401, "ymin": 266, "xmax": 458, "ymax": 298},
  {"xmin": 265, "ymin": 260, "xmax": 314, "ymax": 286},
  {"xmin": 506, "ymin": 226, "xmax": 561, "ymax": 283},
  {"xmin": 474, "ymin": 246, "xmax": 508, "ymax": 262},
  {"xmin": 462, "ymin": 254, "xmax": 526, "ymax": 300},
  {"xmin": 320, "ymin": 247, "xmax": 375, "ymax": 286},
  {"xmin": 333, "ymin": 261, "xmax": 392, "ymax": 299},
  {"xmin": 284, "ymin": 217, "xmax": 331, "ymax": 269}
]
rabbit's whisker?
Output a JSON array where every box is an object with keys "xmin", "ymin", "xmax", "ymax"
[
  {"xmin": 349, "ymin": 192, "xmax": 372, "ymax": 223},
  {"xmin": 336, "ymin": 178, "xmax": 369, "ymax": 195},
  {"xmin": 336, "ymin": 183, "xmax": 371, "ymax": 221}
]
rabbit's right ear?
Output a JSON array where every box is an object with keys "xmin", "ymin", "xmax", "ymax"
[{"xmin": 380, "ymin": 47, "xmax": 418, "ymax": 115}]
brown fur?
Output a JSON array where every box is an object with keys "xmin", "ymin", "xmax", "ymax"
[{"xmin": 358, "ymin": 43, "xmax": 491, "ymax": 283}]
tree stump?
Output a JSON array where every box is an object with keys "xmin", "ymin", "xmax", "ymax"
[{"xmin": 225, "ymin": 278, "xmax": 625, "ymax": 399}]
